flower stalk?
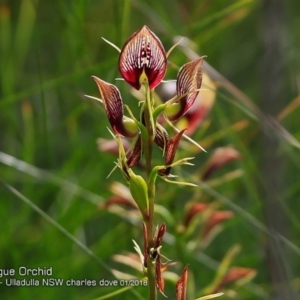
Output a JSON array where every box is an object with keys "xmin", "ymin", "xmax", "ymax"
[{"xmin": 91, "ymin": 25, "xmax": 206, "ymax": 300}]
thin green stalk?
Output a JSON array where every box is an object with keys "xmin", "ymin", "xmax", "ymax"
[
  {"xmin": 143, "ymin": 105, "xmax": 153, "ymax": 176},
  {"xmin": 142, "ymin": 83, "xmax": 157, "ymax": 300},
  {"xmin": 147, "ymin": 248, "xmax": 156, "ymax": 300},
  {"xmin": 146, "ymin": 177, "xmax": 156, "ymax": 300}
]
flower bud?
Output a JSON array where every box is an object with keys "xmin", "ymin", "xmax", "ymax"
[
  {"xmin": 128, "ymin": 169, "xmax": 149, "ymax": 219},
  {"xmin": 122, "ymin": 116, "xmax": 139, "ymax": 138},
  {"xmin": 164, "ymin": 102, "xmax": 181, "ymax": 120}
]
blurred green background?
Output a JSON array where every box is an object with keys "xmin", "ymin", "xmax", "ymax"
[{"xmin": 1, "ymin": 0, "xmax": 300, "ymax": 299}]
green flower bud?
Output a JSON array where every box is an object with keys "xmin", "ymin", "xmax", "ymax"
[
  {"xmin": 122, "ymin": 116, "xmax": 139, "ymax": 137},
  {"xmin": 128, "ymin": 169, "xmax": 149, "ymax": 219},
  {"xmin": 164, "ymin": 102, "xmax": 182, "ymax": 121}
]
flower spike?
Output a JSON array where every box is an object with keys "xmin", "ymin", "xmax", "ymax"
[
  {"xmin": 119, "ymin": 25, "xmax": 167, "ymax": 90},
  {"xmin": 92, "ymin": 76, "xmax": 138, "ymax": 138},
  {"xmin": 90, "ymin": 27, "xmax": 215, "ymax": 299}
]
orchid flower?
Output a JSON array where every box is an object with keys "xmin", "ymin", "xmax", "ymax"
[
  {"xmin": 165, "ymin": 56, "xmax": 206, "ymax": 121},
  {"xmin": 92, "ymin": 76, "xmax": 139, "ymax": 138},
  {"xmin": 119, "ymin": 25, "xmax": 167, "ymax": 90}
]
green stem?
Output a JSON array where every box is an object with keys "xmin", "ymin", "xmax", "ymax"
[
  {"xmin": 146, "ymin": 161, "xmax": 156, "ymax": 299},
  {"xmin": 147, "ymin": 226, "xmax": 156, "ymax": 300},
  {"xmin": 142, "ymin": 84, "xmax": 157, "ymax": 300},
  {"xmin": 146, "ymin": 173, "xmax": 156, "ymax": 298},
  {"xmin": 143, "ymin": 105, "xmax": 153, "ymax": 176}
]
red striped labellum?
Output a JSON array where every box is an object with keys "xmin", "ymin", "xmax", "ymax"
[{"xmin": 119, "ymin": 25, "xmax": 167, "ymax": 90}]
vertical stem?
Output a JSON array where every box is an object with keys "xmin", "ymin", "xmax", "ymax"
[
  {"xmin": 146, "ymin": 164, "xmax": 156, "ymax": 300},
  {"xmin": 146, "ymin": 190, "xmax": 157, "ymax": 300},
  {"xmin": 142, "ymin": 83, "xmax": 157, "ymax": 300},
  {"xmin": 143, "ymin": 105, "xmax": 153, "ymax": 175}
]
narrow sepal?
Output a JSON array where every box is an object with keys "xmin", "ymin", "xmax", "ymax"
[
  {"xmin": 158, "ymin": 129, "xmax": 186, "ymax": 176},
  {"xmin": 153, "ymin": 222, "xmax": 166, "ymax": 248},
  {"xmin": 154, "ymin": 124, "xmax": 169, "ymax": 150},
  {"xmin": 119, "ymin": 25, "xmax": 167, "ymax": 90},
  {"xmin": 156, "ymin": 256, "xmax": 165, "ymax": 295},
  {"xmin": 176, "ymin": 266, "xmax": 188, "ymax": 300},
  {"xmin": 126, "ymin": 136, "xmax": 142, "ymax": 167}
]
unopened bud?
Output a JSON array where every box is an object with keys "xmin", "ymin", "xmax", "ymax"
[
  {"xmin": 128, "ymin": 169, "xmax": 149, "ymax": 219},
  {"xmin": 164, "ymin": 102, "xmax": 182, "ymax": 121},
  {"xmin": 122, "ymin": 116, "xmax": 139, "ymax": 138}
]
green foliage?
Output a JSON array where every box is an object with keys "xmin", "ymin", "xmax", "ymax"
[{"xmin": 1, "ymin": 0, "xmax": 300, "ymax": 299}]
